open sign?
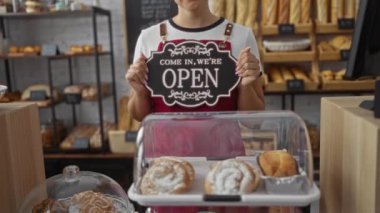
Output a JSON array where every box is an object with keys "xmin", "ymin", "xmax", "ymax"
[{"xmin": 146, "ymin": 41, "xmax": 240, "ymax": 108}]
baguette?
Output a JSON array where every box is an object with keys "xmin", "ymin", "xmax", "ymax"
[
  {"xmin": 278, "ymin": 0, "xmax": 290, "ymax": 24},
  {"xmin": 225, "ymin": 0, "xmax": 236, "ymax": 22},
  {"xmin": 291, "ymin": 67, "xmax": 310, "ymax": 82},
  {"xmin": 236, "ymin": 0, "xmax": 248, "ymax": 25},
  {"xmin": 269, "ymin": 67, "xmax": 284, "ymax": 83},
  {"xmin": 317, "ymin": 0, "xmax": 328, "ymax": 23},
  {"xmin": 345, "ymin": 0, "xmax": 355, "ymax": 18},
  {"xmin": 244, "ymin": 0, "xmax": 258, "ymax": 28},
  {"xmin": 267, "ymin": 0, "xmax": 278, "ymax": 25},
  {"xmin": 301, "ymin": 0, "xmax": 310, "ymax": 23},
  {"xmin": 290, "ymin": 0, "xmax": 301, "ymax": 24},
  {"xmin": 281, "ymin": 67, "xmax": 294, "ymax": 81}
]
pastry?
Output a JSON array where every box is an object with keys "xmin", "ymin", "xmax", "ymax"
[
  {"xmin": 321, "ymin": 70, "xmax": 334, "ymax": 81},
  {"xmin": 291, "ymin": 67, "xmax": 310, "ymax": 82},
  {"xmin": 269, "ymin": 67, "xmax": 284, "ymax": 83},
  {"xmin": 25, "ymin": 0, "xmax": 42, "ymax": 13},
  {"xmin": 0, "ymin": 91, "xmax": 21, "ymax": 103},
  {"xmin": 317, "ymin": 0, "xmax": 328, "ymax": 23},
  {"xmin": 71, "ymin": 191, "xmax": 114, "ymax": 212},
  {"xmin": 335, "ymin": 69, "xmax": 346, "ymax": 80},
  {"xmin": 319, "ymin": 41, "xmax": 336, "ymax": 52},
  {"xmin": 205, "ymin": 159, "xmax": 260, "ymax": 194},
  {"xmin": 244, "ymin": 0, "xmax": 258, "ymax": 28},
  {"xmin": 211, "ymin": 0, "xmax": 226, "ymax": 17},
  {"xmin": 236, "ymin": 0, "xmax": 248, "ymax": 25},
  {"xmin": 81, "ymin": 83, "xmax": 110, "ymax": 101},
  {"xmin": 278, "ymin": 0, "xmax": 290, "ymax": 24},
  {"xmin": 289, "ymin": 0, "xmax": 301, "ymax": 24},
  {"xmin": 258, "ymin": 150, "xmax": 298, "ymax": 177},
  {"xmin": 69, "ymin": 45, "xmax": 84, "ymax": 54},
  {"xmin": 140, "ymin": 157, "xmax": 195, "ymax": 195},
  {"xmin": 225, "ymin": 0, "xmax": 236, "ymax": 22},
  {"xmin": 301, "ymin": 0, "xmax": 310, "ymax": 23},
  {"xmin": 90, "ymin": 122, "xmax": 115, "ymax": 149},
  {"xmin": 329, "ymin": 36, "xmax": 351, "ymax": 50},
  {"xmin": 281, "ymin": 67, "xmax": 294, "ymax": 81},
  {"xmin": 32, "ymin": 198, "xmax": 54, "ymax": 213},
  {"xmin": 8, "ymin": 46, "xmax": 18, "ymax": 54},
  {"xmin": 60, "ymin": 124, "xmax": 97, "ymax": 150},
  {"xmin": 266, "ymin": 0, "xmax": 278, "ymax": 25},
  {"xmin": 64, "ymin": 85, "xmax": 85, "ymax": 94}
]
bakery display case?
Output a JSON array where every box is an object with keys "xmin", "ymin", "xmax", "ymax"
[
  {"xmin": 19, "ymin": 165, "xmax": 135, "ymax": 212},
  {"xmin": 128, "ymin": 111, "xmax": 320, "ymax": 211}
]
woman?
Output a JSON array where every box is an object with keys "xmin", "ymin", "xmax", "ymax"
[
  {"xmin": 126, "ymin": 0, "xmax": 264, "ymax": 120},
  {"xmin": 126, "ymin": 0, "xmax": 265, "ymax": 212}
]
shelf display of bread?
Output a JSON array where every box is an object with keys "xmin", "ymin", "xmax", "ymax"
[
  {"xmin": 316, "ymin": 0, "xmax": 359, "ymax": 33},
  {"xmin": 261, "ymin": 0, "xmax": 312, "ymax": 35},
  {"xmin": 21, "ymin": 84, "xmax": 61, "ymax": 107},
  {"xmin": 60, "ymin": 124, "xmax": 97, "ymax": 150},
  {"xmin": 318, "ymin": 36, "xmax": 352, "ymax": 60},
  {"xmin": 81, "ymin": 82, "xmax": 110, "ymax": 101},
  {"xmin": 319, "ymin": 67, "xmax": 375, "ymax": 91},
  {"xmin": 264, "ymin": 65, "xmax": 318, "ymax": 91},
  {"xmin": 210, "ymin": 0, "xmax": 258, "ymax": 33},
  {"xmin": 25, "ymin": 0, "xmax": 43, "ymax": 13},
  {"xmin": 67, "ymin": 44, "xmax": 103, "ymax": 55},
  {"xmin": 8, "ymin": 45, "xmax": 41, "ymax": 56}
]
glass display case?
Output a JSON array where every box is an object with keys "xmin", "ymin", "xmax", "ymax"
[
  {"xmin": 19, "ymin": 165, "xmax": 134, "ymax": 213},
  {"xmin": 128, "ymin": 111, "xmax": 320, "ymax": 211}
]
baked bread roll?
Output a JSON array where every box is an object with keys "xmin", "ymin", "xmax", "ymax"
[
  {"xmin": 236, "ymin": 0, "xmax": 248, "ymax": 25},
  {"xmin": 21, "ymin": 84, "xmax": 60, "ymax": 101},
  {"xmin": 225, "ymin": 0, "xmax": 236, "ymax": 22},
  {"xmin": 335, "ymin": 69, "xmax": 346, "ymax": 80},
  {"xmin": 258, "ymin": 150, "xmax": 298, "ymax": 177},
  {"xmin": 244, "ymin": 0, "xmax": 258, "ymax": 28},
  {"xmin": 317, "ymin": 0, "xmax": 328, "ymax": 23},
  {"xmin": 281, "ymin": 67, "xmax": 294, "ymax": 81},
  {"xmin": 64, "ymin": 85, "xmax": 84, "ymax": 94},
  {"xmin": 321, "ymin": 70, "xmax": 334, "ymax": 81},
  {"xmin": 290, "ymin": 0, "xmax": 301, "ymax": 24},
  {"xmin": 205, "ymin": 159, "xmax": 260, "ymax": 194},
  {"xmin": 278, "ymin": 0, "xmax": 290, "ymax": 24},
  {"xmin": 140, "ymin": 157, "xmax": 195, "ymax": 195},
  {"xmin": 269, "ymin": 67, "xmax": 284, "ymax": 83},
  {"xmin": 329, "ymin": 36, "xmax": 351, "ymax": 50},
  {"xmin": 319, "ymin": 41, "xmax": 336, "ymax": 52},
  {"xmin": 301, "ymin": 0, "xmax": 310, "ymax": 23},
  {"xmin": 291, "ymin": 67, "xmax": 310, "ymax": 82},
  {"xmin": 266, "ymin": 0, "xmax": 278, "ymax": 25}
]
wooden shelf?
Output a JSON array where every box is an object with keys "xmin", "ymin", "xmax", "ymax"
[
  {"xmin": 44, "ymin": 152, "xmax": 135, "ymax": 159},
  {"xmin": 0, "ymin": 7, "xmax": 109, "ymax": 19},
  {"xmin": 321, "ymin": 79, "xmax": 375, "ymax": 91},
  {"xmin": 261, "ymin": 23, "xmax": 313, "ymax": 35},
  {"xmin": 316, "ymin": 22, "xmax": 354, "ymax": 34},
  {"xmin": 265, "ymin": 88, "xmax": 374, "ymax": 95},
  {"xmin": 262, "ymin": 49, "xmax": 315, "ymax": 63}
]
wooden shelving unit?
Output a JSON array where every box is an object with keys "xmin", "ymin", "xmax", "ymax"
[
  {"xmin": 261, "ymin": 23, "xmax": 313, "ymax": 36},
  {"xmin": 315, "ymin": 21, "xmax": 354, "ymax": 34}
]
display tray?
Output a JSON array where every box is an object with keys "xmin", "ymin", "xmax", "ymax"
[
  {"xmin": 261, "ymin": 23, "xmax": 313, "ymax": 35},
  {"xmin": 128, "ymin": 156, "xmax": 320, "ymax": 207},
  {"xmin": 260, "ymin": 46, "xmax": 315, "ymax": 63},
  {"xmin": 321, "ymin": 79, "xmax": 375, "ymax": 91}
]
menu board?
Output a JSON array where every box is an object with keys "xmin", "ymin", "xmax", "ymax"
[{"xmin": 126, "ymin": 0, "xmax": 177, "ymax": 63}]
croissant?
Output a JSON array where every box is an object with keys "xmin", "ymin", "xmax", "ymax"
[{"xmin": 258, "ymin": 150, "xmax": 298, "ymax": 177}]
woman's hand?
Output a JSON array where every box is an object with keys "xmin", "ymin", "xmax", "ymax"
[
  {"xmin": 235, "ymin": 47, "xmax": 261, "ymax": 87},
  {"xmin": 125, "ymin": 54, "xmax": 149, "ymax": 95}
]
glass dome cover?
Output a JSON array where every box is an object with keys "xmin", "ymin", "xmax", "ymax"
[{"xmin": 19, "ymin": 165, "xmax": 134, "ymax": 213}]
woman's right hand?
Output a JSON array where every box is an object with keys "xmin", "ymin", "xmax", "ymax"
[{"xmin": 125, "ymin": 54, "xmax": 149, "ymax": 95}]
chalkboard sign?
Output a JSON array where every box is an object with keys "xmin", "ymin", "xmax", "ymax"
[
  {"xmin": 279, "ymin": 24, "xmax": 295, "ymax": 35},
  {"xmin": 126, "ymin": 0, "xmax": 178, "ymax": 63},
  {"xmin": 338, "ymin": 18, "xmax": 355, "ymax": 30},
  {"xmin": 287, "ymin": 79, "xmax": 304, "ymax": 91},
  {"xmin": 340, "ymin": 49, "xmax": 351, "ymax": 61}
]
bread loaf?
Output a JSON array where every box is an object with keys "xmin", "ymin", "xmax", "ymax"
[
  {"xmin": 278, "ymin": 0, "xmax": 290, "ymax": 24},
  {"xmin": 236, "ymin": 0, "xmax": 248, "ymax": 25},
  {"xmin": 345, "ymin": 0, "xmax": 355, "ymax": 18},
  {"xmin": 118, "ymin": 96, "xmax": 132, "ymax": 131},
  {"xmin": 269, "ymin": 67, "xmax": 284, "ymax": 83},
  {"xmin": 261, "ymin": 0, "xmax": 268, "ymax": 25},
  {"xmin": 301, "ymin": 0, "xmax": 310, "ymax": 23},
  {"xmin": 281, "ymin": 67, "xmax": 294, "ymax": 81},
  {"xmin": 244, "ymin": 0, "xmax": 258, "ymax": 28},
  {"xmin": 267, "ymin": 0, "xmax": 278, "ymax": 25},
  {"xmin": 211, "ymin": 0, "xmax": 226, "ymax": 17},
  {"xmin": 290, "ymin": 0, "xmax": 301, "ymax": 24},
  {"xmin": 225, "ymin": 0, "xmax": 236, "ymax": 22},
  {"xmin": 317, "ymin": 0, "xmax": 328, "ymax": 23},
  {"xmin": 291, "ymin": 67, "xmax": 310, "ymax": 82}
]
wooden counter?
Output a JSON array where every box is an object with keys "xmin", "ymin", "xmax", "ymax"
[
  {"xmin": 320, "ymin": 96, "xmax": 380, "ymax": 213},
  {"xmin": 0, "ymin": 103, "xmax": 45, "ymax": 212}
]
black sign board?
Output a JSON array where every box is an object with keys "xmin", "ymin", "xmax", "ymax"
[
  {"xmin": 146, "ymin": 41, "xmax": 240, "ymax": 108},
  {"xmin": 30, "ymin": 90, "xmax": 47, "ymax": 101},
  {"xmin": 125, "ymin": 131, "xmax": 138, "ymax": 142},
  {"xmin": 279, "ymin": 24, "xmax": 295, "ymax": 35},
  {"xmin": 125, "ymin": 0, "xmax": 177, "ymax": 63},
  {"xmin": 73, "ymin": 138, "xmax": 90, "ymax": 149},
  {"xmin": 338, "ymin": 18, "xmax": 355, "ymax": 30},
  {"xmin": 64, "ymin": 93, "xmax": 82, "ymax": 104},
  {"xmin": 340, "ymin": 49, "xmax": 351, "ymax": 61},
  {"xmin": 287, "ymin": 80, "xmax": 305, "ymax": 91}
]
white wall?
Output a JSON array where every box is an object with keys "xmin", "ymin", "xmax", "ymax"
[{"xmin": 1, "ymin": 0, "xmax": 325, "ymax": 127}]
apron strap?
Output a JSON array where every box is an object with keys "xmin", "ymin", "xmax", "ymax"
[
  {"xmin": 160, "ymin": 22, "xmax": 167, "ymax": 44},
  {"xmin": 224, "ymin": 23, "xmax": 234, "ymax": 42}
]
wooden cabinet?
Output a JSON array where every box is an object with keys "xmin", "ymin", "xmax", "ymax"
[
  {"xmin": 320, "ymin": 96, "xmax": 380, "ymax": 213},
  {"xmin": 0, "ymin": 103, "xmax": 45, "ymax": 212}
]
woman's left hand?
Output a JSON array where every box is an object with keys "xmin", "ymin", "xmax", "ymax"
[{"xmin": 235, "ymin": 47, "xmax": 261, "ymax": 87}]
